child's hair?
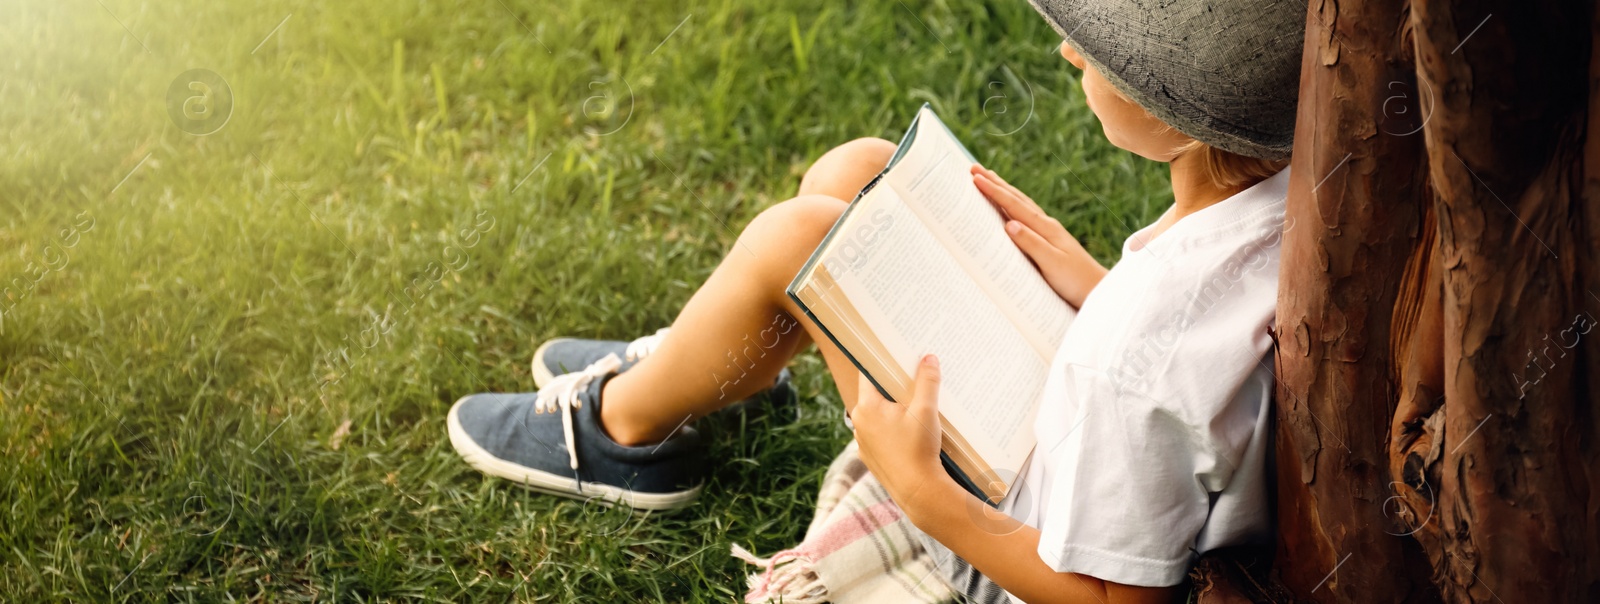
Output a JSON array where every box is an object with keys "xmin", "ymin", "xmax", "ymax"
[
  {"xmin": 1112, "ymin": 81, "xmax": 1288, "ymax": 189},
  {"xmin": 1170, "ymin": 138, "xmax": 1290, "ymax": 189}
]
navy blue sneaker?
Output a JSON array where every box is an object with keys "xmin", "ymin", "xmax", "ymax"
[
  {"xmin": 532, "ymin": 328, "xmax": 799, "ymax": 423},
  {"xmin": 531, "ymin": 328, "xmax": 669, "ymax": 387},
  {"xmin": 448, "ymin": 354, "xmax": 705, "ymax": 510}
]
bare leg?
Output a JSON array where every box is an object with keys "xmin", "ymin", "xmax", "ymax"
[
  {"xmin": 797, "ymin": 138, "xmax": 899, "ymax": 200},
  {"xmin": 600, "ymin": 138, "xmax": 896, "ymax": 445}
]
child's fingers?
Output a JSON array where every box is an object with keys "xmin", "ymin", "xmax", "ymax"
[
  {"xmin": 986, "ymin": 198, "xmax": 1015, "ymax": 222},
  {"xmin": 856, "ymin": 372, "xmax": 884, "ymax": 406},
  {"xmin": 975, "ymin": 166, "xmax": 1039, "ymax": 212},
  {"xmin": 979, "ymin": 170, "xmax": 1083, "ymax": 248},
  {"xmin": 973, "ymin": 169, "xmax": 1020, "ymax": 207},
  {"xmin": 981, "ymin": 175, "xmax": 1065, "ymax": 242},
  {"xmin": 975, "ymin": 177, "xmax": 1026, "ymax": 225},
  {"xmin": 973, "ymin": 176, "xmax": 1016, "ymax": 221},
  {"xmin": 1006, "ymin": 219, "xmax": 1066, "ymax": 267},
  {"xmin": 975, "ymin": 171, "xmax": 1051, "ymax": 227},
  {"xmin": 975, "ymin": 173, "xmax": 1037, "ymax": 225},
  {"xmin": 908, "ymin": 354, "xmax": 942, "ymax": 423},
  {"xmin": 983, "ymin": 167, "xmax": 1035, "ymax": 208}
]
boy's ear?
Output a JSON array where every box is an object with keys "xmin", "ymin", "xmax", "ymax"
[{"xmin": 1058, "ymin": 42, "xmax": 1087, "ymax": 71}]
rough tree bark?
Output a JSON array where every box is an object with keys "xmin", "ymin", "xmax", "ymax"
[
  {"xmin": 1268, "ymin": 0, "xmax": 1439, "ymax": 599},
  {"xmin": 1257, "ymin": 0, "xmax": 1600, "ymax": 602},
  {"xmin": 1403, "ymin": 0, "xmax": 1600, "ymax": 600}
]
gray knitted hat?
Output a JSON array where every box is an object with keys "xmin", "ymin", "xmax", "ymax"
[{"xmin": 1027, "ymin": 0, "xmax": 1305, "ymax": 160}]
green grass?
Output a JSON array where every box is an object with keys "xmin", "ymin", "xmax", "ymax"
[{"xmin": 0, "ymin": 0, "xmax": 1170, "ymax": 601}]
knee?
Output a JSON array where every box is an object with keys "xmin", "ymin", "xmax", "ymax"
[
  {"xmin": 823, "ymin": 137, "xmax": 898, "ymax": 168},
  {"xmin": 739, "ymin": 195, "xmax": 848, "ymax": 264},
  {"xmin": 799, "ymin": 138, "xmax": 898, "ymax": 199}
]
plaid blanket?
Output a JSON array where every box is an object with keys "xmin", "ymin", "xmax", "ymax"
[{"xmin": 732, "ymin": 441, "xmax": 957, "ymax": 604}]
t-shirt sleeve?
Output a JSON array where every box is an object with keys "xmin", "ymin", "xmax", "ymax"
[{"xmin": 1032, "ymin": 358, "xmax": 1267, "ymax": 587}]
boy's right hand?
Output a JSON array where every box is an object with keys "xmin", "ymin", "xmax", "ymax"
[{"xmin": 972, "ymin": 165, "xmax": 1107, "ymax": 308}]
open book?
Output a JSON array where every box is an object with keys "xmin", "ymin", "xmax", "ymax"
[{"xmin": 787, "ymin": 105, "xmax": 1076, "ymax": 504}]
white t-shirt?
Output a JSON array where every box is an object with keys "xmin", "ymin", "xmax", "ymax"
[{"xmin": 1000, "ymin": 168, "xmax": 1289, "ymax": 592}]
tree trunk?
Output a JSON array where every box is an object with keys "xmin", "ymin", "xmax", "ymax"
[
  {"xmin": 1405, "ymin": 0, "xmax": 1600, "ymax": 600},
  {"xmin": 1260, "ymin": 0, "xmax": 1600, "ymax": 601},
  {"xmin": 1269, "ymin": 0, "xmax": 1439, "ymax": 599}
]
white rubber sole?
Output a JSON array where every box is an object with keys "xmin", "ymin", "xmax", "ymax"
[
  {"xmin": 529, "ymin": 338, "xmax": 573, "ymax": 388},
  {"xmin": 446, "ymin": 396, "xmax": 702, "ymax": 511}
]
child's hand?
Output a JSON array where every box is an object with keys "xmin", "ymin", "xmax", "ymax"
[
  {"xmin": 972, "ymin": 165, "xmax": 1108, "ymax": 308},
  {"xmin": 853, "ymin": 355, "xmax": 949, "ymax": 516}
]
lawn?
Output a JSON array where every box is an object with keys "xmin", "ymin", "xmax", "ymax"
[{"xmin": 0, "ymin": 0, "xmax": 1171, "ymax": 601}]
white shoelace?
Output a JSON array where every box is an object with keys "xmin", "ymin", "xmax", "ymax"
[
  {"xmin": 624, "ymin": 327, "xmax": 670, "ymax": 361},
  {"xmin": 534, "ymin": 352, "xmax": 623, "ymax": 471}
]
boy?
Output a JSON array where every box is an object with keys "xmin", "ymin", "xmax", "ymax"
[{"xmin": 447, "ymin": 0, "xmax": 1304, "ymax": 600}]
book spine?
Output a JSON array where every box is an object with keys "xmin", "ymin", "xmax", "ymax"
[
  {"xmin": 788, "ymin": 290, "xmax": 998, "ymax": 507},
  {"xmin": 785, "ymin": 289, "xmax": 895, "ymax": 402},
  {"xmin": 941, "ymin": 452, "xmax": 999, "ymax": 509}
]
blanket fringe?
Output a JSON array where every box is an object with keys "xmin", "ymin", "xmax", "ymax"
[{"xmin": 732, "ymin": 544, "xmax": 829, "ymax": 604}]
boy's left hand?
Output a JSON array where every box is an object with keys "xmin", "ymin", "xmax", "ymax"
[
  {"xmin": 853, "ymin": 354, "xmax": 949, "ymax": 516},
  {"xmin": 973, "ymin": 165, "xmax": 1106, "ymax": 308}
]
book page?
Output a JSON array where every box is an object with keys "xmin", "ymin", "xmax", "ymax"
[
  {"xmin": 881, "ymin": 109, "xmax": 1075, "ymax": 357},
  {"xmin": 824, "ymin": 185, "xmax": 1047, "ymax": 476}
]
